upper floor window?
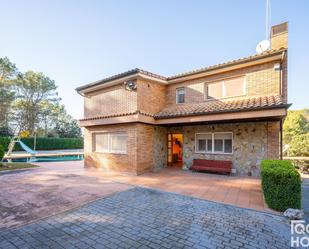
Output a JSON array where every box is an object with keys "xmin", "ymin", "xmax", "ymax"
[
  {"xmin": 176, "ymin": 87, "xmax": 185, "ymax": 104},
  {"xmin": 207, "ymin": 82, "xmax": 222, "ymax": 99},
  {"xmin": 93, "ymin": 132, "xmax": 127, "ymax": 154},
  {"xmin": 206, "ymin": 77, "xmax": 245, "ymax": 100}
]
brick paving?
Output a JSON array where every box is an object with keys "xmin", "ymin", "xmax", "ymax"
[
  {"xmin": 0, "ymin": 187, "xmax": 290, "ymax": 249},
  {"xmin": 34, "ymin": 161, "xmax": 269, "ymax": 211},
  {"xmin": 0, "ymin": 161, "xmax": 132, "ymax": 229}
]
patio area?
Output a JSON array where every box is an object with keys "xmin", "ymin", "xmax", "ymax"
[
  {"xmin": 94, "ymin": 167, "xmax": 268, "ymax": 212},
  {"xmin": 37, "ymin": 161, "xmax": 268, "ymax": 212},
  {"xmin": 0, "ymin": 160, "xmax": 270, "ymax": 230}
]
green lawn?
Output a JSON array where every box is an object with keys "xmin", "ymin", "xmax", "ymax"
[{"xmin": 0, "ymin": 163, "xmax": 38, "ymax": 172}]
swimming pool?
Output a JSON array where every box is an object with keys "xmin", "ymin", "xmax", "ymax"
[{"xmin": 7, "ymin": 155, "xmax": 84, "ymax": 163}]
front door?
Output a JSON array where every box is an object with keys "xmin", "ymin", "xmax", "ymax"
[{"xmin": 167, "ymin": 133, "xmax": 183, "ymax": 167}]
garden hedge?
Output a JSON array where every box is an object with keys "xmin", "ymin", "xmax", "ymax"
[
  {"xmin": 0, "ymin": 137, "xmax": 83, "ymax": 151},
  {"xmin": 261, "ymin": 159, "xmax": 301, "ymax": 211}
]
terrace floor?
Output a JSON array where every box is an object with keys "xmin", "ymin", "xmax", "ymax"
[
  {"xmin": 0, "ymin": 160, "xmax": 271, "ymax": 230},
  {"xmin": 93, "ymin": 167, "xmax": 269, "ymax": 212}
]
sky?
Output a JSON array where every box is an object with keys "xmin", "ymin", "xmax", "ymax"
[{"xmin": 0, "ymin": 0, "xmax": 308, "ymax": 119}]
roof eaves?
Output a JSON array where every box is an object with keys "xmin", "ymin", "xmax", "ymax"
[
  {"xmin": 76, "ymin": 68, "xmax": 167, "ymax": 93},
  {"xmin": 76, "ymin": 48, "xmax": 287, "ymax": 93},
  {"xmin": 167, "ymin": 48, "xmax": 287, "ymax": 80},
  {"xmin": 154, "ymin": 103, "xmax": 291, "ymax": 120},
  {"xmin": 76, "ymin": 68, "xmax": 140, "ymax": 92},
  {"xmin": 79, "ymin": 110, "xmax": 154, "ymax": 122}
]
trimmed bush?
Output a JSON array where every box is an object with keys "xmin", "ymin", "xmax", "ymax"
[
  {"xmin": 261, "ymin": 160, "xmax": 301, "ymax": 211},
  {"xmin": 0, "ymin": 137, "xmax": 83, "ymax": 151},
  {"xmin": 0, "ymin": 144, "xmax": 4, "ymax": 161}
]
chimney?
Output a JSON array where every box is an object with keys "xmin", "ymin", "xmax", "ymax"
[{"xmin": 271, "ymin": 22, "xmax": 288, "ymax": 50}]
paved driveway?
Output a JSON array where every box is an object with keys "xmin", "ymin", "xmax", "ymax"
[
  {"xmin": 0, "ymin": 188, "xmax": 290, "ymax": 249},
  {"xmin": 302, "ymin": 176, "xmax": 309, "ymax": 222}
]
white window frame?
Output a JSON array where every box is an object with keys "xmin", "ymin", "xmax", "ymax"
[
  {"xmin": 176, "ymin": 87, "xmax": 185, "ymax": 104},
  {"xmin": 93, "ymin": 132, "xmax": 127, "ymax": 154},
  {"xmin": 110, "ymin": 133, "xmax": 127, "ymax": 154},
  {"xmin": 93, "ymin": 133, "xmax": 109, "ymax": 153},
  {"xmin": 195, "ymin": 132, "xmax": 212, "ymax": 153},
  {"xmin": 195, "ymin": 132, "xmax": 233, "ymax": 155},
  {"xmin": 205, "ymin": 76, "xmax": 246, "ymax": 100}
]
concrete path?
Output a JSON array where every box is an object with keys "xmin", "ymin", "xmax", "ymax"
[{"xmin": 0, "ymin": 188, "xmax": 290, "ymax": 249}]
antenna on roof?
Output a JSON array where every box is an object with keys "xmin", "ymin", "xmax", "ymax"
[
  {"xmin": 265, "ymin": 0, "xmax": 271, "ymax": 40},
  {"xmin": 256, "ymin": 0, "xmax": 271, "ymax": 54}
]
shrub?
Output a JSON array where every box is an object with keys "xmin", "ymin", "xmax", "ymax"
[
  {"xmin": 261, "ymin": 160, "xmax": 301, "ymax": 211},
  {"xmin": 0, "ymin": 137, "xmax": 83, "ymax": 151},
  {"xmin": 0, "ymin": 144, "xmax": 4, "ymax": 161}
]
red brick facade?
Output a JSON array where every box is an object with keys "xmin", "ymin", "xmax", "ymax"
[
  {"xmin": 266, "ymin": 121, "xmax": 281, "ymax": 159},
  {"xmin": 84, "ymin": 123, "xmax": 160, "ymax": 175},
  {"xmin": 78, "ymin": 23, "xmax": 289, "ymax": 175},
  {"xmin": 84, "ymin": 84, "xmax": 137, "ymax": 119}
]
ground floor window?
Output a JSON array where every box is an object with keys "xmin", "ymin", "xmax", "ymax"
[
  {"xmin": 93, "ymin": 132, "xmax": 127, "ymax": 154},
  {"xmin": 195, "ymin": 132, "xmax": 233, "ymax": 154}
]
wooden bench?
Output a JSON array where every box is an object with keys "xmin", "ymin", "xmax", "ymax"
[{"xmin": 191, "ymin": 159, "xmax": 232, "ymax": 175}]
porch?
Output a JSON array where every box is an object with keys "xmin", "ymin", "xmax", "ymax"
[{"xmin": 156, "ymin": 120, "xmax": 281, "ymax": 176}]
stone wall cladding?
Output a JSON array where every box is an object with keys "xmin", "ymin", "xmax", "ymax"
[
  {"xmin": 84, "ymin": 84, "xmax": 137, "ymax": 118},
  {"xmin": 165, "ymin": 62, "xmax": 281, "ymax": 107},
  {"xmin": 169, "ymin": 122, "xmax": 269, "ymax": 176},
  {"xmin": 152, "ymin": 126, "xmax": 168, "ymax": 171},
  {"xmin": 83, "ymin": 121, "xmax": 280, "ymax": 176},
  {"xmin": 84, "ymin": 123, "xmax": 138, "ymax": 174}
]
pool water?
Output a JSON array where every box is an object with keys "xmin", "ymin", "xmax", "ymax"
[{"xmin": 9, "ymin": 155, "xmax": 84, "ymax": 163}]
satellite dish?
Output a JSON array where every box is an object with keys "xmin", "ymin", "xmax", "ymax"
[{"xmin": 256, "ymin": 40, "xmax": 271, "ymax": 54}]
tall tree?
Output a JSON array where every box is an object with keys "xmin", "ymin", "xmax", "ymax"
[
  {"xmin": 0, "ymin": 57, "xmax": 18, "ymax": 134},
  {"xmin": 12, "ymin": 71, "xmax": 60, "ymax": 135},
  {"xmin": 283, "ymin": 109, "xmax": 309, "ymax": 144},
  {"xmin": 39, "ymin": 103, "xmax": 81, "ymax": 138},
  {"xmin": 283, "ymin": 109, "xmax": 309, "ymax": 156},
  {"xmin": 54, "ymin": 114, "xmax": 82, "ymax": 138}
]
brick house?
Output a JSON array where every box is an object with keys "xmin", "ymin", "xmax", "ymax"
[{"xmin": 76, "ymin": 22, "xmax": 290, "ymax": 176}]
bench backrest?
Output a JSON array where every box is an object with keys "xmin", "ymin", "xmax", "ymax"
[{"xmin": 193, "ymin": 159, "xmax": 232, "ymax": 168}]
